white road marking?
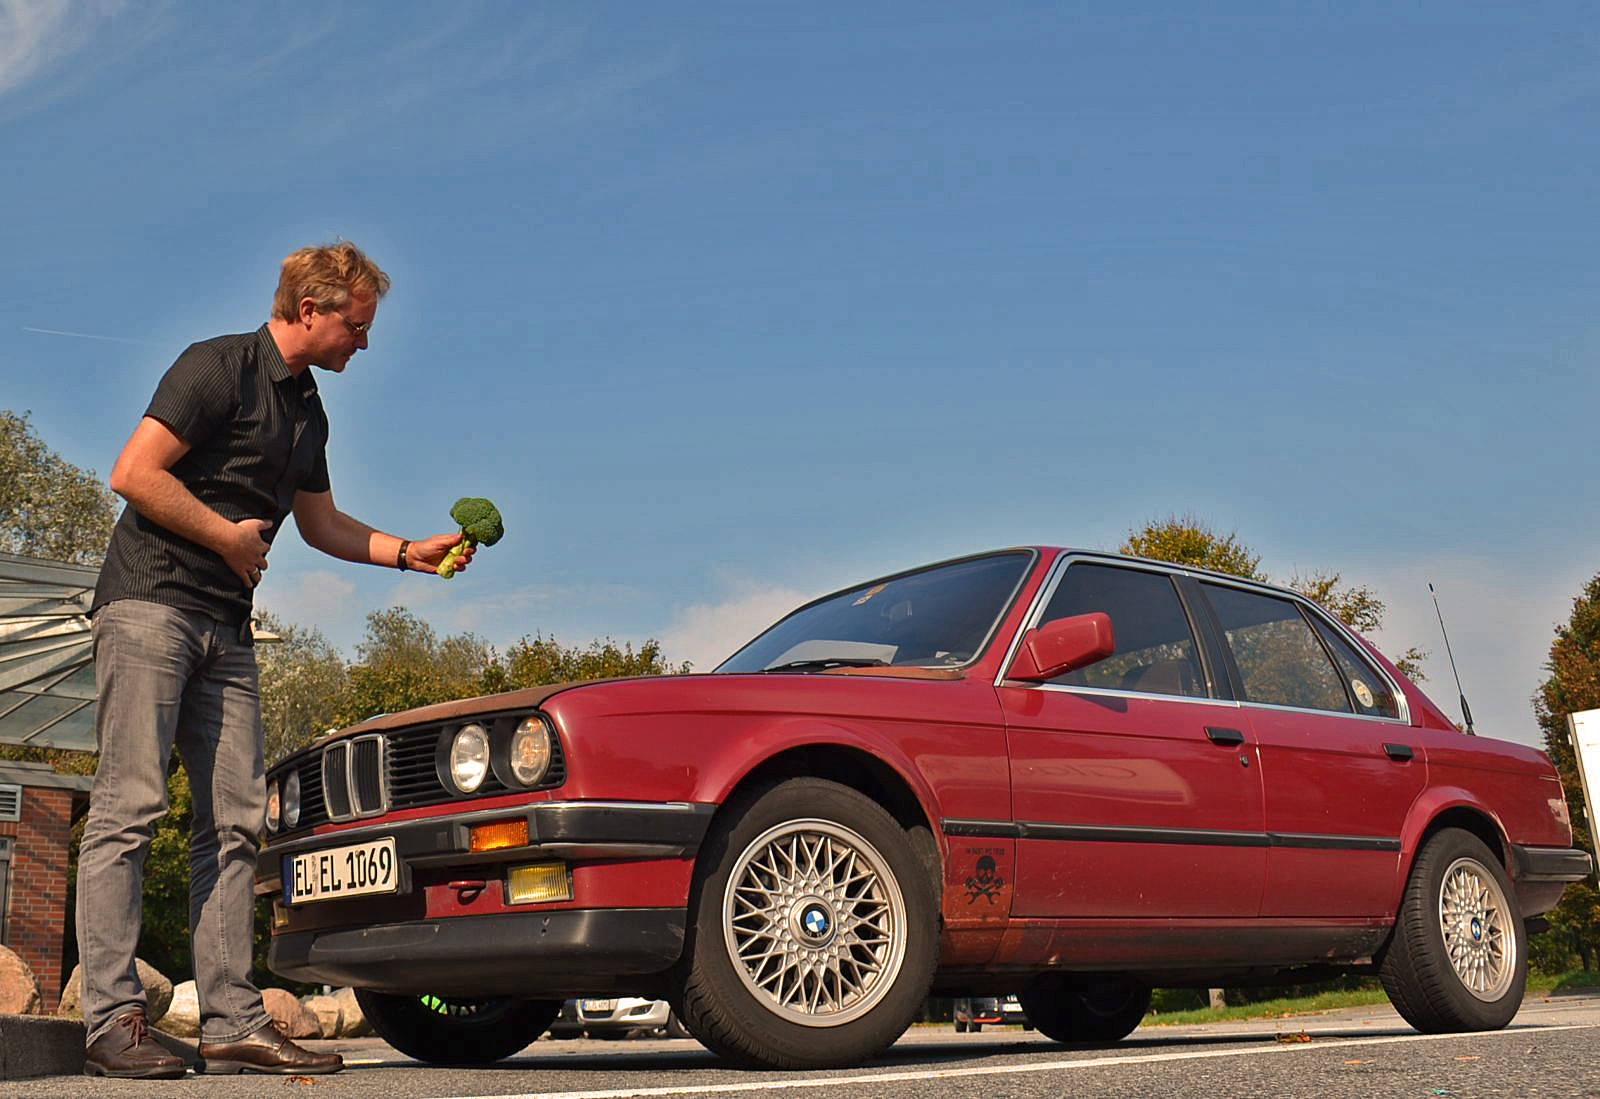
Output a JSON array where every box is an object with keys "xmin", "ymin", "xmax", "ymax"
[{"xmin": 418, "ymin": 1023, "xmax": 1597, "ymax": 1099}]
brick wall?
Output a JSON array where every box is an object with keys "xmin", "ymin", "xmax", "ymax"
[{"xmin": 0, "ymin": 786, "xmax": 76, "ymax": 1013}]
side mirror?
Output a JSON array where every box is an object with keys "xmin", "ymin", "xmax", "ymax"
[{"xmin": 1007, "ymin": 612, "xmax": 1115, "ymax": 682}]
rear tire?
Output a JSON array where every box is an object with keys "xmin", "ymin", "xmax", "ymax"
[
  {"xmin": 675, "ymin": 777, "xmax": 938, "ymax": 1069},
  {"xmin": 1379, "ymin": 828, "xmax": 1526, "ymax": 1032},
  {"xmin": 352, "ymin": 991, "xmax": 561, "ymax": 1064},
  {"xmin": 1020, "ymin": 973, "xmax": 1150, "ymax": 1044}
]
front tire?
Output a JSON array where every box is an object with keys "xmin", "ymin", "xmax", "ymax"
[
  {"xmin": 675, "ymin": 777, "xmax": 938, "ymax": 1069},
  {"xmin": 1379, "ymin": 828, "xmax": 1526, "ymax": 1032},
  {"xmin": 1020, "ymin": 973, "xmax": 1150, "ymax": 1044},
  {"xmin": 352, "ymin": 991, "xmax": 560, "ymax": 1064}
]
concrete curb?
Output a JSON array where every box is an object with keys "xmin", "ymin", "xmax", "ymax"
[
  {"xmin": 0, "ymin": 1015, "xmax": 84, "ymax": 1079},
  {"xmin": 0, "ymin": 1015, "xmax": 201, "ymax": 1080}
]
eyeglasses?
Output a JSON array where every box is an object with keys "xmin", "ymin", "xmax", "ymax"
[{"xmin": 332, "ymin": 310, "xmax": 371, "ymax": 336}]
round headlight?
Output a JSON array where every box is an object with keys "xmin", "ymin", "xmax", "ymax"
[
  {"xmin": 282, "ymin": 769, "xmax": 302, "ymax": 829},
  {"xmin": 509, "ymin": 717, "xmax": 554, "ymax": 786},
  {"xmin": 451, "ymin": 723, "xmax": 491, "ymax": 792},
  {"xmin": 265, "ymin": 779, "xmax": 281, "ymax": 833}
]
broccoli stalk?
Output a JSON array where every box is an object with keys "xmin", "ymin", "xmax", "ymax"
[{"xmin": 437, "ymin": 497, "xmax": 504, "ymax": 578}]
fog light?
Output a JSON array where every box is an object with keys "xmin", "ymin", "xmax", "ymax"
[
  {"xmin": 507, "ymin": 862, "xmax": 572, "ymax": 904},
  {"xmin": 469, "ymin": 818, "xmax": 529, "ymax": 852}
]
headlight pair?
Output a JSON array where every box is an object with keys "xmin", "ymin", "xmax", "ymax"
[
  {"xmin": 442, "ymin": 715, "xmax": 556, "ymax": 795},
  {"xmin": 264, "ymin": 769, "xmax": 302, "ymax": 834}
]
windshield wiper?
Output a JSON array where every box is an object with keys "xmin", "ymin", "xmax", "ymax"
[{"xmin": 760, "ymin": 658, "xmax": 890, "ymax": 673}]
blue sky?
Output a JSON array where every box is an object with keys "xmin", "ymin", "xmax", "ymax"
[{"xmin": 5, "ymin": 2, "xmax": 1597, "ymax": 749}]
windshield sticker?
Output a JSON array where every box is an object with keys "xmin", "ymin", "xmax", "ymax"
[
  {"xmin": 852, "ymin": 584, "xmax": 887, "ymax": 607},
  {"xmin": 1351, "ymin": 679, "xmax": 1375, "ymax": 708}
]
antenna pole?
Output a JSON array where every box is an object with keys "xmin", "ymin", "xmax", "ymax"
[{"xmin": 1429, "ymin": 583, "xmax": 1475, "ymax": 735}]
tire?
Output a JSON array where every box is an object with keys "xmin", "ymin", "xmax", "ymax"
[
  {"xmin": 353, "ymin": 991, "xmax": 561, "ymax": 1064},
  {"xmin": 1379, "ymin": 828, "xmax": 1526, "ymax": 1033},
  {"xmin": 954, "ymin": 1018, "xmax": 968, "ymax": 1033},
  {"xmin": 1019, "ymin": 973, "xmax": 1151, "ymax": 1044},
  {"xmin": 675, "ymin": 777, "xmax": 938, "ymax": 1069}
]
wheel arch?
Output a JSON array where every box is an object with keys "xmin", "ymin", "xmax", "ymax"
[
  {"xmin": 710, "ymin": 743, "xmax": 944, "ymax": 903},
  {"xmin": 1402, "ymin": 791, "xmax": 1512, "ymax": 879}
]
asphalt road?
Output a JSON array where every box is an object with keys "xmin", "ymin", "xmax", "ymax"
[{"xmin": 11, "ymin": 993, "xmax": 1599, "ymax": 1099}]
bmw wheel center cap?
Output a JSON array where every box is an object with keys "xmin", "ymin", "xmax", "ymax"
[{"xmin": 797, "ymin": 900, "xmax": 833, "ymax": 944}]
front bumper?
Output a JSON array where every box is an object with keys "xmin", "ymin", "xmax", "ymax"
[
  {"xmin": 269, "ymin": 907, "xmax": 686, "ymax": 997},
  {"xmin": 258, "ymin": 799, "xmax": 716, "ymax": 896},
  {"xmin": 259, "ymin": 800, "xmax": 715, "ymax": 995}
]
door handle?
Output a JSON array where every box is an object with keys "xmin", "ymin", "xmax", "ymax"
[
  {"xmin": 1205, "ymin": 726, "xmax": 1245, "ymax": 746},
  {"xmin": 1383, "ymin": 743, "xmax": 1415, "ymax": 762}
]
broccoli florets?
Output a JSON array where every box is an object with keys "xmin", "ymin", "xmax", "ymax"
[{"xmin": 437, "ymin": 496, "xmax": 504, "ymax": 578}]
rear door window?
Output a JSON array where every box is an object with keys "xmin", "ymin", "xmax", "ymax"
[
  {"xmin": 1202, "ymin": 583, "xmax": 1352, "ymax": 713},
  {"xmin": 1309, "ymin": 617, "xmax": 1401, "ymax": 719}
]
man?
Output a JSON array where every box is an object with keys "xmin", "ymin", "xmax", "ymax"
[{"xmin": 78, "ymin": 241, "xmax": 472, "ymax": 1078}]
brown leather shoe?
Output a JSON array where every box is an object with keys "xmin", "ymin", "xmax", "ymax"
[
  {"xmin": 84, "ymin": 1010, "xmax": 187, "ymax": 1079},
  {"xmin": 198, "ymin": 1021, "xmax": 343, "ymax": 1075}
]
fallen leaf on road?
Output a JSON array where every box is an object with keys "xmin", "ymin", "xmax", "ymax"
[
  {"xmin": 1274, "ymin": 1031, "xmax": 1312, "ymax": 1043},
  {"xmin": 1454, "ymin": 1056, "xmax": 1478, "ymax": 1062}
]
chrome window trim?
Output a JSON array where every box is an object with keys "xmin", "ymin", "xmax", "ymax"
[
  {"xmin": 1019, "ymin": 682, "xmax": 1242, "ymax": 708},
  {"xmin": 994, "ymin": 551, "xmax": 1413, "ymax": 725}
]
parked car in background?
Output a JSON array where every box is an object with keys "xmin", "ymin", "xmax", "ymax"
[
  {"xmin": 999, "ymin": 994, "xmax": 1030, "ymax": 1029},
  {"xmin": 257, "ymin": 547, "xmax": 1591, "ymax": 1070},
  {"xmin": 953, "ymin": 997, "xmax": 1003, "ymax": 1032},
  {"xmin": 549, "ymin": 997, "xmax": 688, "ymax": 1039}
]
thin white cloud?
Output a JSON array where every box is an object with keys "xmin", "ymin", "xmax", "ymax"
[
  {"xmin": 22, "ymin": 326, "xmax": 152, "ymax": 344},
  {"xmin": 0, "ymin": 0, "xmax": 121, "ymax": 97},
  {"xmin": 661, "ymin": 585, "xmax": 811, "ymax": 673},
  {"xmin": 258, "ymin": 569, "xmax": 360, "ymax": 649}
]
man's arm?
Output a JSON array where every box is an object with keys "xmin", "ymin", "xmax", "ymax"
[
  {"xmin": 292, "ymin": 489, "xmax": 468, "ymax": 574},
  {"xmin": 109, "ymin": 416, "xmax": 272, "ymax": 587}
]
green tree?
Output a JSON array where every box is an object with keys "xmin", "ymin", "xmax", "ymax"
[
  {"xmin": 1122, "ymin": 514, "xmax": 1264, "ymax": 580},
  {"xmin": 504, "ymin": 635, "xmax": 691, "ymax": 688},
  {"xmin": 1533, "ymin": 573, "xmax": 1600, "ymax": 972},
  {"xmin": 255, "ymin": 610, "xmax": 349, "ymax": 765},
  {"xmin": 1120, "ymin": 515, "xmax": 1425, "ymax": 680},
  {"xmin": 0, "ymin": 409, "xmax": 117, "ymax": 564},
  {"xmin": 333, "ymin": 608, "xmax": 497, "ymax": 726}
]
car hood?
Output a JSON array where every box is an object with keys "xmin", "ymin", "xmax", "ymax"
[{"xmin": 316, "ymin": 678, "xmax": 625, "ymax": 745}]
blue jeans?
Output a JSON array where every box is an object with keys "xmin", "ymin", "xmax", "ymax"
[{"xmin": 77, "ymin": 600, "xmax": 270, "ymax": 1047}]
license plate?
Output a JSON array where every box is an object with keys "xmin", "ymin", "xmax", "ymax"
[
  {"xmin": 582, "ymin": 999, "xmax": 617, "ymax": 1013},
  {"xmin": 284, "ymin": 838, "xmax": 398, "ymax": 904}
]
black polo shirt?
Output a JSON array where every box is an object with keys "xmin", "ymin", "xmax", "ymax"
[{"xmin": 93, "ymin": 325, "xmax": 331, "ymax": 627}]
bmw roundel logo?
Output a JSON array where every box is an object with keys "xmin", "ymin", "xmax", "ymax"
[{"xmin": 802, "ymin": 906, "xmax": 830, "ymax": 937}]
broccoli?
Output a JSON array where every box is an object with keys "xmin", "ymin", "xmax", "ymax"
[{"xmin": 437, "ymin": 497, "xmax": 504, "ymax": 578}]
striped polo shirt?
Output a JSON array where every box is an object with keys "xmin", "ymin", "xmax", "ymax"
[{"xmin": 92, "ymin": 325, "xmax": 331, "ymax": 628}]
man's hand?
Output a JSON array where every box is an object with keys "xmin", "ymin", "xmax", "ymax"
[
  {"xmin": 222, "ymin": 518, "xmax": 274, "ymax": 588},
  {"xmin": 406, "ymin": 532, "xmax": 474, "ymax": 575}
]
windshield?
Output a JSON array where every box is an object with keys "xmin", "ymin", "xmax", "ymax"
[{"xmin": 716, "ymin": 551, "xmax": 1035, "ymax": 674}]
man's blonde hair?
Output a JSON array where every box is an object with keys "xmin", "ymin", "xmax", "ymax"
[{"xmin": 272, "ymin": 241, "xmax": 391, "ymax": 321}]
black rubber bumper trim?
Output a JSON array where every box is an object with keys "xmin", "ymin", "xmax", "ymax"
[
  {"xmin": 269, "ymin": 908, "xmax": 686, "ymax": 996},
  {"xmin": 1512, "ymin": 844, "xmax": 1593, "ymax": 883}
]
